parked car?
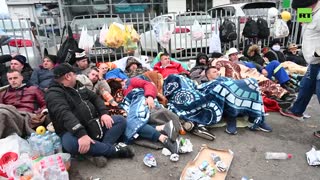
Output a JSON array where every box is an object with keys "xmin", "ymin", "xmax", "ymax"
[
  {"xmin": 0, "ymin": 19, "xmax": 47, "ymax": 68},
  {"xmin": 140, "ymin": 11, "xmax": 216, "ymax": 54},
  {"xmin": 70, "ymin": 14, "xmax": 132, "ymax": 62}
]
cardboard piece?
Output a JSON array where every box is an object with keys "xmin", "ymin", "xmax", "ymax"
[{"xmin": 180, "ymin": 144, "xmax": 234, "ymax": 180}]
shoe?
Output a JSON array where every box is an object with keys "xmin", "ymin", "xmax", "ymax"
[
  {"xmin": 84, "ymin": 156, "xmax": 107, "ymax": 168},
  {"xmin": 191, "ymin": 126, "xmax": 216, "ymax": 141},
  {"xmin": 163, "ymin": 138, "xmax": 179, "ymax": 154},
  {"xmin": 162, "ymin": 120, "xmax": 178, "ymax": 141},
  {"xmin": 279, "ymin": 108, "xmax": 303, "ymax": 121},
  {"xmin": 182, "ymin": 121, "xmax": 194, "ymax": 132},
  {"xmin": 114, "ymin": 142, "xmax": 135, "ymax": 158},
  {"xmin": 225, "ymin": 117, "xmax": 237, "ymax": 135},
  {"xmin": 258, "ymin": 122, "xmax": 272, "ymax": 132}
]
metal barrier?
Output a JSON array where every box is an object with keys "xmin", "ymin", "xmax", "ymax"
[{"xmin": 0, "ymin": 9, "xmax": 302, "ymax": 65}]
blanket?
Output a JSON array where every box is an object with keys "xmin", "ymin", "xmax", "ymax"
[
  {"xmin": 163, "ymin": 75, "xmax": 265, "ymax": 127},
  {"xmin": 0, "ymin": 104, "xmax": 34, "ymax": 138}
]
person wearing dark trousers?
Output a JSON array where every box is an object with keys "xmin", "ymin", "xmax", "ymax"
[
  {"xmin": 280, "ymin": 0, "xmax": 320, "ymax": 138},
  {"xmin": 45, "ymin": 63, "xmax": 134, "ymax": 168}
]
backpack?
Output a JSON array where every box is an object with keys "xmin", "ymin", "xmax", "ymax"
[
  {"xmin": 242, "ymin": 18, "xmax": 258, "ymax": 38},
  {"xmin": 219, "ymin": 19, "xmax": 237, "ymax": 43},
  {"xmin": 57, "ymin": 25, "xmax": 79, "ymax": 64},
  {"xmin": 257, "ymin": 18, "xmax": 270, "ymax": 39}
]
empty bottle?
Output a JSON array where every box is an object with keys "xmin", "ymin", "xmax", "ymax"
[{"xmin": 265, "ymin": 152, "xmax": 292, "ymax": 160}]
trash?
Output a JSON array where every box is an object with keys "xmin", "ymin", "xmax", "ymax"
[
  {"xmin": 241, "ymin": 177, "xmax": 254, "ymax": 180},
  {"xmin": 179, "ymin": 138, "xmax": 193, "ymax": 153},
  {"xmin": 265, "ymin": 152, "xmax": 292, "ymax": 160},
  {"xmin": 211, "ymin": 153, "xmax": 228, "ymax": 172},
  {"xmin": 143, "ymin": 154, "xmax": 157, "ymax": 168},
  {"xmin": 170, "ymin": 153, "xmax": 179, "ymax": 162},
  {"xmin": 306, "ymin": 147, "xmax": 320, "ymax": 166},
  {"xmin": 185, "ymin": 167, "xmax": 205, "ymax": 180},
  {"xmin": 198, "ymin": 160, "xmax": 209, "ymax": 171},
  {"xmin": 162, "ymin": 148, "xmax": 172, "ymax": 156},
  {"xmin": 205, "ymin": 165, "xmax": 216, "ymax": 177}
]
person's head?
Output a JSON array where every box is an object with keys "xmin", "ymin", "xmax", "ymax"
[
  {"xmin": 88, "ymin": 67, "xmax": 100, "ymax": 84},
  {"xmin": 247, "ymin": 45, "xmax": 260, "ymax": 57},
  {"xmin": 43, "ymin": 48, "xmax": 57, "ymax": 70},
  {"xmin": 288, "ymin": 43, "xmax": 298, "ymax": 55},
  {"xmin": 75, "ymin": 48, "xmax": 89, "ymax": 70},
  {"xmin": 227, "ymin": 48, "xmax": 239, "ymax": 62},
  {"xmin": 196, "ymin": 53, "xmax": 209, "ymax": 66},
  {"xmin": 160, "ymin": 53, "xmax": 170, "ymax": 67},
  {"xmin": 98, "ymin": 63, "xmax": 109, "ymax": 75},
  {"xmin": 125, "ymin": 57, "xmax": 141, "ymax": 72},
  {"xmin": 205, "ymin": 66, "xmax": 220, "ymax": 81},
  {"xmin": 291, "ymin": 0, "xmax": 319, "ymax": 10},
  {"xmin": 7, "ymin": 69, "xmax": 23, "ymax": 88},
  {"xmin": 54, "ymin": 63, "xmax": 77, "ymax": 88},
  {"xmin": 270, "ymin": 39, "xmax": 281, "ymax": 52},
  {"xmin": 211, "ymin": 52, "xmax": 224, "ymax": 59},
  {"xmin": 10, "ymin": 55, "xmax": 26, "ymax": 72}
]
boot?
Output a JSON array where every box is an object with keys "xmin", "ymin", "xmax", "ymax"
[
  {"xmin": 113, "ymin": 142, "xmax": 135, "ymax": 158},
  {"xmin": 225, "ymin": 117, "xmax": 237, "ymax": 135}
]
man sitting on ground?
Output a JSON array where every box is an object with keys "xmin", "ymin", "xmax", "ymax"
[
  {"xmin": 154, "ymin": 53, "xmax": 189, "ymax": 78},
  {"xmin": 45, "ymin": 63, "xmax": 134, "ymax": 168},
  {"xmin": 0, "ymin": 70, "xmax": 47, "ymax": 138}
]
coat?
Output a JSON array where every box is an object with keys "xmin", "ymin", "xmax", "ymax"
[
  {"xmin": 30, "ymin": 66, "xmax": 55, "ymax": 90},
  {"xmin": 153, "ymin": 61, "xmax": 189, "ymax": 78}
]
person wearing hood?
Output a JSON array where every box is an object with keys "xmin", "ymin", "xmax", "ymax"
[
  {"xmin": 124, "ymin": 57, "xmax": 149, "ymax": 78},
  {"xmin": 30, "ymin": 49, "xmax": 57, "ymax": 91},
  {"xmin": 280, "ymin": 0, "xmax": 320, "ymax": 138},
  {"xmin": 247, "ymin": 44, "xmax": 266, "ymax": 66},
  {"xmin": 0, "ymin": 55, "xmax": 33, "ymax": 87},
  {"xmin": 285, "ymin": 43, "xmax": 307, "ymax": 66},
  {"xmin": 190, "ymin": 53, "xmax": 210, "ymax": 84},
  {"xmin": 264, "ymin": 39, "xmax": 286, "ymax": 63}
]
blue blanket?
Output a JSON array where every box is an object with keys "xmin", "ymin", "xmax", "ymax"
[{"xmin": 163, "ymin": 75, "xmax": 265, "ymax": 127}]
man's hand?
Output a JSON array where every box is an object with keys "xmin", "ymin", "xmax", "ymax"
[
  {"xmin": 100, "ymin": 114, "xmax": 114, "ymax": 129},
  {"xmin": 78, "ymin": 135, "xmax": 95, "ymax": 154},
  {"xmin": 261, "ymin": 69, "xmax": 268, "ymax": 77},
  {"xmin": 145, "ymin": 96, "xmax": 155, "ymax": 110}
]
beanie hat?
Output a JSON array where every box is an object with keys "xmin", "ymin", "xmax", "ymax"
[
  {"xmin": 44, "ymin": 48, "xmax": 58, "ymax": 64},
  {"xmin": 292, "ymin": 0, "xmax": 318, "ymax": 9},
  {"xmin": 74, "ymin": 48, "xmax": 87, "ymax": 61},
  {"xmin": 13, "ymin": 55, "xmax": 27, "ymax": 65},
  {"xmin": 53, "ymin": 63, "xmax": 76, "ymax": 78},
  {"xmin": 270, "ymin": 39, "xmax": 281, "ymax": 47},
  {"xmin": 211, "ymin": 52, "xmax": 223, "ymax": 59}
]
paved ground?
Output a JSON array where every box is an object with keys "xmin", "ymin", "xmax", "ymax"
[{"xmin": 71, "ymin": 96, "xmax": 320, "ymax": 180}]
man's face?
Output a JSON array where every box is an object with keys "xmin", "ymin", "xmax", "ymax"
[
  {"xmin": 88, "ymin": 70, "xmax": 99, "ymax": 83},
  {"xmin": 160, "ymin": 55, "xmax": 170, "ymax": 67},
  {"xmin": 289, "ymin": 48, "xmax": 298, "ymax": 55},
  {"xmin": 10, "ymin": 60, "xmax": 24, "ymax": 72},
  {"xmin": 66, "ymin": 72, "xmax": 77, "ymax": 87},
  {"xmin": 229, "ymin": 53, "xmax": 239, "ymax": 62},
  {"xmin": 42, "ymin": 58, "xmax": 55, "ymax": 70},
  {"xmin": 207, "ymin": 68, "xmax": 220, "ymax": 81},
  {"xmin": 99, "ymin": 64, "xmax": 109, "ymax": 75},
  {"xmin": 129, "ymin": 64, "xmax": 138, "ymax": 72},
  {"xmin": 76, "ymin": 59, "xmax": 88, "ymax": 70},
  {"xmin": 7, "ymin": 71, "xmax": 23, "ymax": 88},
  {"xmin": 199, "ymin": 58, "xmax": 207, "ymax": 65}
]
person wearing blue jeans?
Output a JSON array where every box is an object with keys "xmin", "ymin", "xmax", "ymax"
[
  {"xmin": 61, "ymin": 115, "xmax": 127, "ymax": 157},
  {"xmin": 281, "ymin": 0, "xmax": 320, "ymax": 138}
]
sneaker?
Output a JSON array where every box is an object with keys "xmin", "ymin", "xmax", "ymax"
[
  {"xmin": 191, "ymin": 126, "xmax": 216, "ymax": 141},
  {"xmin": 225, "ymin": 117, "xmax": 237, "ymax": 135},
  {"xmin": 84, "ymin": 156, "xmax": 107, "ymax": 168},
  {"xmin": 114, "ymin": 142, "xmax": 135, "ymax": 158},
  {"xmin": 163, "ymin": 138, "xmax": 179, "ymax": 154},
  {"xmin": 279, "ymin": 108, "xmax": 303, "ymax": 121},
  {"xmin": 162, "ymin": 120, "xmax": 178, "ymax": 141},
  {"xmin": 258, "ymin": 122, "xmax": 272, "ymax": 132},
  {"xmin": 182, "ymin": 121, "xmax": 194, "ymax": 132}
]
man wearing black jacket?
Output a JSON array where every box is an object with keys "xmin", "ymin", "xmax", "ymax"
[{"xmin": 45, "ymin": 63, "xmax": 134, "ymax": 168}]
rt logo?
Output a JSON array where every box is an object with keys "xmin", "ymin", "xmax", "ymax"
[{"xmin": 297, "ymin": 8, "xmax": 312, "ymax": 23}]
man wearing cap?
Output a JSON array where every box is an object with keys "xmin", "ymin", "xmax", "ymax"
[
  {"xmin": 285, "ymin": 43, "xmax": 307, "ymax": 66},
  {"xmin": 280, "ymin": 0, "xmax": 320, "ymax": 138},
  {"xmin": 0, "ymin": 69, "xmax": 47, "ymax": 138},
  {"xmin": 74, "ymin": 48, "xmax": 95, "ymax": 75},
  {"xmin": 45, "ymin": 63, "xmax": 134, "ymax": 168},
  {"xmin": 0, "ymin": 55, "xmax": 33, "ymax": 87},
  {"xmin": 227, "ymin": 47, "xmax": 294, "ymax": 93},
  {"xmin": 30, "ymin": 49, "xmax": 57, "ymax": 91}
]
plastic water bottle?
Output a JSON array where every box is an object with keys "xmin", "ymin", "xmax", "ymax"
[
  {"xmin": 265, "ymin": 152, "xmax": 292, "ymax": 160},
  {"xmin": 43, "ymin": 137, "xmax": 54, "ymax": 156}
]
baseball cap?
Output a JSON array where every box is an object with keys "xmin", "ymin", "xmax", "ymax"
[{"xmin": 53, "ymin": 63, "xmax": 76, "ymax": 78}]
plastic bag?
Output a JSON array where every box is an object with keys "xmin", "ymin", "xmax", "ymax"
[
  {"xmin": 0, "ymin": 134, "xmax": 31, "ymax": 178},
  {"xmin": 123, "ymin": 25, "xmax": 138, "ymax": 53},
  {"xmin": 124, "ymin": 24, "xmax": 140, "ymax": 42},
  {"xmin": 191, "ymin": 20, "xmax": 205, "ymax": 41},
  {"xmin": 79, "ymin": 26, "xmax": 96, "ymax": 52},
  {"xmin": 152, "ymin": 18, "xmax": 173, "ymax": 49},
  {"xmin": 105, "ymin": 23, "xmax": 125, "ymax": 49},
  {"xmin": 99, "ymin": 24, "xmax": 109, "ymax": 46},
  {"xmin": 271, "ymin": 18, "xmax": 289, "ymax": 38}
]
